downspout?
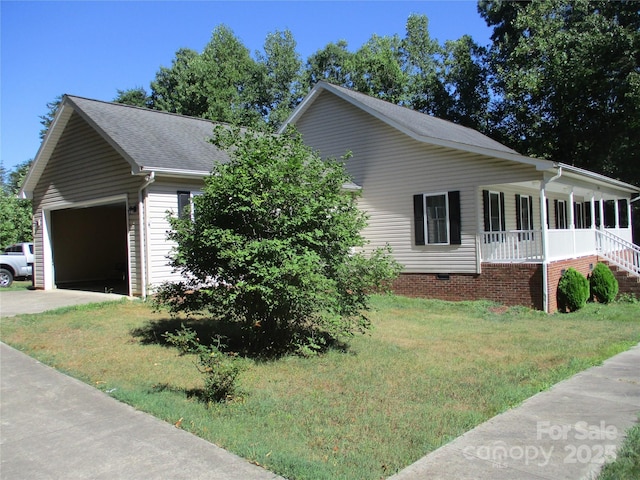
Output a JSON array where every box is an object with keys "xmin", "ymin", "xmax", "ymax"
[
  {"xmin": 137, "ymin": 172, "xmax": 155, "ymax": 298},
  {"xmin": 540, "ymin": 166, "xmax": 562, "ymax": 313}
]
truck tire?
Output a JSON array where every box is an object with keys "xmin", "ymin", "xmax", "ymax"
[{"xmin": 0, "ymin": 268, "xmax": 13, "ymax": 288}]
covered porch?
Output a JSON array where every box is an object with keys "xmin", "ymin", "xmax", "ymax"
[{"xmin": 478, "ymin": 164, "xmax": 639, "ymax": 276}]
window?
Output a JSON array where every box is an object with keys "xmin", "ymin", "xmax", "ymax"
[
  {"xmin": 554, "ymin": 200, "xmax": 568, "ymax": 229},
  {"xmin": 516, "ymin": 194, "xmax": 534, "ymax": 240},
  {"xmin": 574, "ymin": 202, "xmax": 584, "ymax": 229},
  {"xmin": 482, "ymin": 190, "xmax": 505, "ymax": 242},
  {"xmin": 413, "ymin": 191, "xmax": 461, "ymax": 245},
  {"xmin": 604, "ymin": 200, "xmax": 616, "ymax": 228},
  {"xmin": 618, "ymin": 199, "xmax": 629, "ymax": 228},
  {"xmin": 177, "ymin": 190, "xmax": 203, "ymax": 220},
  {"xmin": 177, "ymin": 191, "xmax": 191, "ymax": 219}
]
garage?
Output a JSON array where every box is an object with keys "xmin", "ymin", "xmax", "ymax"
[{"xmin": 50, "ymin": 202, "xmax": 129, "ymax": 295}]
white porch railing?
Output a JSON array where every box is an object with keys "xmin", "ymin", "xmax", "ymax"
[
  {"xmin": 596, "ymin": 229, "xmax": 640, "ymax": 277},
  {"xmin": 480, "ymin": 230, "xmax": 543, "ymax": 262}
]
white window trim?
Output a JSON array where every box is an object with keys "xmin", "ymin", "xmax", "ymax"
[{"xmin": 422, "ymin": 192, "xmax": 451, "ymax": 245}]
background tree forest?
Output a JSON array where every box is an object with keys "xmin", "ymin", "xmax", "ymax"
[{"xmin": 6, "ymin": 0, "xmax": 640, "ymax": 246}]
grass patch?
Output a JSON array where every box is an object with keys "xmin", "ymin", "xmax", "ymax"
[
  {"xmin": 0, "ymin": 280, "xmax": 32, "ymax": 292},
  {"xmin": 1, "ymin": 296, "xmax": 639, "ymax": 479},
  {"xmin": 598, "ymin": 417, "xmax": 640, "ymax": 480}
]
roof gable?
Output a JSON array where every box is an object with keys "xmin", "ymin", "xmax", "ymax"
[
  {"xmin": 282, "ymin": 82, "xmax": 553, "ymax": 170},
  {"xmin": 22, "ymin": 96, "xmax": 228, "ymax": 196}
]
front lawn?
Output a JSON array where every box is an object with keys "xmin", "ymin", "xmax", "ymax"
[
  {"xmin": 0, "ymin": 280, "xmax": 32, "ymax": 292},
  {"xmin": 1, "ymin": 295, "xmax": 639, "ymax": 479}
]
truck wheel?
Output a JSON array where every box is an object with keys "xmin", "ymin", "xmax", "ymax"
[{"xmin": 0, "ymin": 268, "xmax": 13, "ymax": 288}]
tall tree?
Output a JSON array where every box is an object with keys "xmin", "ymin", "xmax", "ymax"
[
  {"xmin": 114, "ymin": 87, "xmax": 151, "ymax": 108},
  {"xmin": 254, "ymin": 29, "xmax": 304, "ymax": 129},
  {"xmin": 0, "ymin": 160, "xmax": 33, "ymax": 246},
  {"xmin": 441, "ymin": 35, "xmax": 490, "ymax": 132},
  {"xmin": 401, "ymin": 14, "xmax": 450, "ymax": 117},
  {"xmin": 304, "ymin": 40, "xmax": 355, "ymax": 89},
  {"xmin": 352, "ymin": 34, "xmax": 407, "ymax": 103},
  {"xmin": 150, "ymin": 47, "xmax": 213, "ymax": 118},
  {"xmin": 479, "ymin": 0, "xmax": 640, "ymax": 185},
  {"xmin": 39, "ymin": 95, "xmax": 63, "ymax": 140}
]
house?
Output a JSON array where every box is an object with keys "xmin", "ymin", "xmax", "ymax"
[
  {"xmin": 279, "ymin": 82, "xmax": 640, "ymax": 312},
  {"xmin": 21, "ymin": 85, "xmax": 640, "ymax": 312},
  {"xmin": 21, "ymin": 95, "xmax": 225, "ymax": 297}
]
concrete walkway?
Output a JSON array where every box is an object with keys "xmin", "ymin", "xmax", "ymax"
[
  {"xmin": 1, "ymin": 289, "xmax": 638, "ymax": 479},
  {"xmin": 0, "ymin": 342, "xmax": 284, "ymax": 480},
  {"xmin": 390, "ymin": 343, "xmax": 640, "ymax": 480}
]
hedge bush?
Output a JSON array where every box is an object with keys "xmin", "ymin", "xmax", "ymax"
[
  {"xmin": 590, "ymin": 263, "xmax": 619, "ymax": 304},
  {"xmin": 557, "ymin": 268, "xmax": 590, "ymax": 312}
]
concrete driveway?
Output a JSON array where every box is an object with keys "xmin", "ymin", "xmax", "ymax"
[{"xmin": 0, "ymin": 289, "xmax": 126, "ymax": 317}]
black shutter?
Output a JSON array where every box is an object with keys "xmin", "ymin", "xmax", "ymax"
[
  {"xmin": 554, "ymin": 200, "xmax": 559, "ymax": 229},
  {"xmin": 482, "ymin": 190, "xmax": 490, "ymax": 232},
  {"xmin": 515, "ymin": 194, "xmax": 522, "ymax": 230},
  {"xmin": 413, "ymin": 194, "xmax": 425, "ymax": 246},
  {"xmin": 499, "ymin": 192, "xmax": 506, "ymax": 231},
  {"xmin": 585, "ymin": 202, "xmax": 592, "ymax": 228},
  {"xmin": 448, "ymin": 191, "xmax": 461, "ymax": 245}
]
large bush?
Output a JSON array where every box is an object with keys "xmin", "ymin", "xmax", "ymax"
[
  {"xmin": 557, "ymin": 268, "xmax": 589, "ymax": 312},
  {"xmin": 155, "ymin": 126, "xmax": 401, "ymax": 355},
  {"xmin": 590, "ymin": 263, "xmax": 619, "ymax": 304}
]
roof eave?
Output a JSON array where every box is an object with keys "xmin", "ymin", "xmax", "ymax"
[
  {"xmin": 556, "ymin": 163, "xmax": 640, "ymax": 194},
  {"xmin": 139, "ymin": 166, "xmax": 210, "ymax": 179}
]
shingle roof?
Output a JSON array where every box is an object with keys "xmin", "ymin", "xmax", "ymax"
[
  {"xmin": 67, "ymin": 96, "xmax": 228, "ymax": 173},
  {"xmin": 286, "ymin": 82, "xmax": 519, "ymax": 156}
]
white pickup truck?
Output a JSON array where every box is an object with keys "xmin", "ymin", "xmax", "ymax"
[{"xmin": 0, "ymin": 242, "xmax": 34, "ymax": 287}]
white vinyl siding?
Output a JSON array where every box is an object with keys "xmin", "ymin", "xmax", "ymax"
[
  {"xmin": 31, "ymin": 112, "xmax": 142, "ymax": 293},
  {"xmin": 145, "ymin": 180, "xmax": 204, "ymax": 289},
  {"xmin": 295, "ymin": 91, "xmax": 542, "ymax": 274}
]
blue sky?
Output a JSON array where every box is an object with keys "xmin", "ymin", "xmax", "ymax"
[{"xmin": 1, "ymin": 1, "xmax": 492, "ymax": 173}]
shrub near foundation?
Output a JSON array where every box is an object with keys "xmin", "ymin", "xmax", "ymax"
[
  {"xmin": 557, "ymin": 268, "xmax": 590, "ymax": 312},
  {"xmin": 590, "ymin": 263, "xmax": 619, "ymax": 304}
]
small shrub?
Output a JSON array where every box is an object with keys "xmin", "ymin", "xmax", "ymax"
[
  {"xmin": 617, "ymin": 293, "xmax": 639, "ymax": 304},
  {"xmin": 163, "ymin": 325, "xmax": 244, "ymax": 403},
  {"xmin": 557, "ymin": 268, "xmax": 589, "ymax": 312},
  {"xmin": 589, "ymin": 263, "xmax": 619, "ymax": 304}
]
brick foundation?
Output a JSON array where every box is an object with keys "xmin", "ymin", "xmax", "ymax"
[
  {"xmin": 392, "ymin": 263, "xmax": 544, "ymax": 310},
  {"xmin": 546, "ymin": 255, "xmax": 599, "ymax": 313}
]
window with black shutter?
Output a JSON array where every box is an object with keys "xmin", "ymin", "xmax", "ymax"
[{"xmin": 413, "ymin": 191, "xmax": 461, "ymax": 245}]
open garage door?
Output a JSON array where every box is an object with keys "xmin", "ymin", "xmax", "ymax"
[{"xmin": 50, "ymin": 203, "xmax": 129, "ymax": 294}]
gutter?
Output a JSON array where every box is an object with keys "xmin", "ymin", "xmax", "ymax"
[
  {"xmin": 540, "ymin": 166, "xmax": 563, "ymax": 313},
  {"xmin": 137, "ymin": 172, "xmax": 155, "ymax": 298}
]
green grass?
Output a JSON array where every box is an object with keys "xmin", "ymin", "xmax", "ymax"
[
  {"xmin": 0, "ymin": 280, "xmax": 32, "ymax": 291},
  {"xmin": 1, "ymin": 295, "xmax": 639, "ymax": 479},
  {"xmin": 598, "ymin": 417, "xmax": 640, "ymax": 480}
]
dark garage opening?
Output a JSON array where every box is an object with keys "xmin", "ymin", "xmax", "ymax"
[{"xmin": 51, "ymin": 203, "xmax": 129, "ymax": 294}]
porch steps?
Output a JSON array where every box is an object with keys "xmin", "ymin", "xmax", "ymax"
[{"xmin": 601, "ymin": 260, "xmax": 640, "ymax": 300}]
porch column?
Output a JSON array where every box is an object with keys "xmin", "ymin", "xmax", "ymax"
[
  {"xmin": 540, "ymin": 181, "xmax": 550, "ymax": 313},
  {"xmin": 598, "ymin": 197, "xmax": 604, "ymax": 230},
  {"xmin": 589, "ymin": 194, "xmax": 596, "ymax": 229},
  {"xmin": 568, "ymin": 189, "xmax": 575, "ymax": 230},
  {"xmin": 614, "ymin": 199, "xmax": 620, "ymax": 229}
]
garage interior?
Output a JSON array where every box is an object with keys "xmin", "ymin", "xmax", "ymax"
[{"xmin": 50, "ymin": 203, "xmax": 129, "ymax": 295}]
